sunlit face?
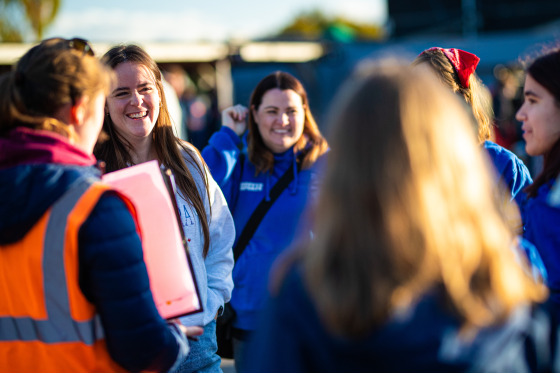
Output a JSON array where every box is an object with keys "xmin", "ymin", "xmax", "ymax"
[
  {"xmin": 106, "ymin": 61, "xmax": 160, "ymax": 141},
  {"xmin": 516, "ymin": 74, "xmax": 560, "ymax": 156},
  {"xmin": 252, "ymin": 88, "xmax": 305, "ymax": 154}
]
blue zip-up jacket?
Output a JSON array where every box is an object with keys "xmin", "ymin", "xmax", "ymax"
[
  {"xmin": 522, "ymin": 180, "xmax": 560, "ymax": 308},
  {"xmin": 0, "ymin": 128, "xmax": 188, "ymax": 372},
  {"xmin": 246, "ymin": 261, "xmax": 558, "ymax": 372},
  {"xmin": 202, "ymin": 127, "xmax": 324, "ymax": 331},
  {"xmin": 483, "ymin": 140, "xmax": 533, "ymax": 208}
]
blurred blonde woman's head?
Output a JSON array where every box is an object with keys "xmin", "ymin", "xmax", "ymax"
[
  {"xmin": 305, "ymin": 59, "xmax": 546, "ymax": 338},
  {"xmin": 413, "ymin": 48, "xmax": 494, "ymax": 143}
]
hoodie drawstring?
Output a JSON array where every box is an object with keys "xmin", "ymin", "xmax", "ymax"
[{"xmin": 290, "ymin": 153, "xmax": 298, "ymax": 195}]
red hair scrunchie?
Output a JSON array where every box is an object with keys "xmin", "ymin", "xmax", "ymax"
[{"xmin": 425, "ymin": 47, "xmax": 480, "ymax": 89}]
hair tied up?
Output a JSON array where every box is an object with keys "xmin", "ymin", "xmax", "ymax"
[{"xmin": 426, "ymin": 47, "xmax": 480, "ymax": 89}]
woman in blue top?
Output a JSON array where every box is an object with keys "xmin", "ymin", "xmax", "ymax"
[
  {"xmin": 202, "ymin": 71, "xmax": 328, "ymax": 371},
  {"xmin": 516, "ymin": 46, "xmax": 560, "ymax": 312},
  {"xmin": 414, "ymin": 47, "xmax": 533, "ymax": 222},
  {"xmin": 413, "ymin": 48, "xmax": 549, "ymax": 282},
  {"xmin": 245, "ymin": 59, "xmax": 552, "ymax": 373}
]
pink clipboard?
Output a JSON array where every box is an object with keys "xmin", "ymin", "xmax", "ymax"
[{"xmin": 102, "ymin": 160, "xmax": 203, "ymax": 319}]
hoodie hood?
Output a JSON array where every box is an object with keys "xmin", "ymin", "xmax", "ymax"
[
  {"xmin": 0, "ymin": 127, "xmax": 100, "ymax": 245},
  {"xmin": 0, "ymin": 127, "xmax": 96, "ymax": 168}
]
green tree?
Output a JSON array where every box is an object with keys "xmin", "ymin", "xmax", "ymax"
[
  {"xmin": 275, "ymin": 9, "xmax": 385, "ymax": 42},
  {"xmin": 0, "ymin": 0, "xmax": 61, "ymax": 42}
]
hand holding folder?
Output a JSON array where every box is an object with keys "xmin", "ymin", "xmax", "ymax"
[{"xmin": 102, "ymin": 160, "xmax": 203, "ymax": 319}]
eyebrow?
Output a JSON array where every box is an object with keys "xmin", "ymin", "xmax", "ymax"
[
  {"xmin": 524, "ymin": 90, "xmax": 539, "ymax": 98},
  {"xmin": 112, "ymin": 82, "xmax": 153, "ymax": 94},
  {"xmin": 263, "ymin": 105, "xmax": 300, "ymax": 110}
]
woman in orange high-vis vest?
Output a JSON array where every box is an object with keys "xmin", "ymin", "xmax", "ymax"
[{"xmin": 0, "ymin": 38, "xmax": 202, "ymax": 372}]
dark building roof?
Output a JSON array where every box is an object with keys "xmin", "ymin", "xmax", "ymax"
[{"xmin": 388, "ymin": 0, "xmax": 560, "ymax": 37}]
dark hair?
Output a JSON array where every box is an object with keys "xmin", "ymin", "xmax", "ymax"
[
  {"xmin": 0, "ymin": 38, "xmax": 111, "ymax": 139},
  {"xmin": 524, "ymin": 47, "xmax": 560, "ymax": 198},
  {"xmin": 94, "ymin": 44, "xmax": 211, "ymax": 257},
  {"xmin": 247, "ymin": 71, "xmax": 328, "ymax": 174}
]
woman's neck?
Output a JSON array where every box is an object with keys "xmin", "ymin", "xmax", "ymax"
[{"xmin": 130, "ymin": 137, "xmax": 157, "ymax": 164}]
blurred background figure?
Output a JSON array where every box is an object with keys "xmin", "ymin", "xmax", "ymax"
[
  {"xmin": 164, "ymin": 64, "xmax": 217, "ymax": 151},
  {"xmin": 0, "ymin": 37, "xmax": 196, "ymax": 372},
  {"xmin": 162, "ymin": 73, "xmax": 187, "ymax": 141},
  {"xmin": 516, "ymin": 46, "xmax": 560, "ymax": 317},
  {"xmin": 202, "ymin": 71, "xmax": 328, "ymax": 372},
  {"xmin": 492, "ymin": 65, "xmax": 524, "ymax": 151},
  {"xmin": 245, "ymin": 59, "xmax": 553, "ymax": 372}
]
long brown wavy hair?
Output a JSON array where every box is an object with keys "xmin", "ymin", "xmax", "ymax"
[
  {"xmin": 301, "ymin": 60, "xmax": 546, "ymax": 338},
  {"xmin": 247, "ymin": 71, "xmax": 328, "ymax": 174},
  {"xmin": 94, "ymin": 44, "xmax": 211, "ymax": 257}
]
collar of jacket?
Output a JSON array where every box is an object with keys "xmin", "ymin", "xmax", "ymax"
[{"xmin": 0, "ymin": 126, "xmax": 96, "ymax": 169}]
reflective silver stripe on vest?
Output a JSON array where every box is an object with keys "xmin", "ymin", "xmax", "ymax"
[{"xmin": 0, "ymin": 178, "xmax": 105, "ymax": 344}]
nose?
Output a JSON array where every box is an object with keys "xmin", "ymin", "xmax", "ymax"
[
  {"xmin": 280, "ymin": 112, "xmax": 289, "ymax": 125},
  {"xmin": 130, "ymin": 90, "xmax": 143, "ymax": 106},
  {"xmin": 515, "ymin": 103, "xmax": 526, "ymax": 122}
]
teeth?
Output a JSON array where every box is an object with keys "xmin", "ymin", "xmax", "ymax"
[
  {"xmin": 273, "ymin": 129, "xmax": 289, "ymax": 133},
  {"xmin": 128, "ymin": 112, "xmax": 147, "ymax": 119}
]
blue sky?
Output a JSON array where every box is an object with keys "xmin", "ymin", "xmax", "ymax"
[{"xmin": 43, "ymin": 0, "xmax": 387, "ymax": 43}]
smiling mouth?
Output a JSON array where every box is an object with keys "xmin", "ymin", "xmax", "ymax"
[
  {"xmin": 273, "ymin": 129, "xmax": 290, "ymax": 134},
  {"xmin": 127, "ymin": 112, "xmax": 148, "ymax": 119}
]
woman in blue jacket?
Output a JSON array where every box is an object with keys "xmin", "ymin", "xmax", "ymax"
[
  {"xmin": 414, "ymin": 48, "xmax": 533, "ymax": 220},
  {"xmin": 245, "ymin": 59, "xmax": 552, "ymax": 373},
  {"xmin": 202, "ymin": 71, "xmax": 328, "ymax": 371},
  {"xmin": 516, "ymin": 46, "xmax": 560, "ymax": 312},
  {"xmin": 414, "ymin": 48, "xmax": 547, "ymax": 282}
]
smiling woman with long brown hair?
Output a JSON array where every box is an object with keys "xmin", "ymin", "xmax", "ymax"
[
  {"xmin": 202, "ymin": 71, "xmax": 328, "ymax": 371},
  {"xmin": 94, "ymin": 44, "xmax": 235, "ymax": 373}
]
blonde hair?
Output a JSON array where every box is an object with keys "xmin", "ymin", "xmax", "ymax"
[
  {"xmin": 303, "ymin": 60, "xmax": 546, "ymax": 338},
  {"xmin": 0, "ymin": 38, "xmax": 112, "ymax": 139},
  {"xmin": 413, "ymin": 48, "xmax": 494, "ymax": 143}
]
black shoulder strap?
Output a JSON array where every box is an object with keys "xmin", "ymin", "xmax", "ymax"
[{"xmin": 233, "ymin": 154, "xmax": 304, "ymax": 262}]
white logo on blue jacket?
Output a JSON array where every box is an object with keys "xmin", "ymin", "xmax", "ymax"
[{"xmin": 240, "ymin": 182, "xmax": 263, "ymax": 192}]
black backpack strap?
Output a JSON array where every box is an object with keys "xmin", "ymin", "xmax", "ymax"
[{"xmin": 233, "ymin": 153, "xmax": 304, "ymax": 262}]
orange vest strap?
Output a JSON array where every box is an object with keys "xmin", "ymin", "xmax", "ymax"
[{"xmin": 0, "ymin": 177, "xmax": 105, "ymax": 344}]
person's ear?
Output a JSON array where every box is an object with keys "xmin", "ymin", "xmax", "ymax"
[{"xmin": 70, "ymin": 96, "xmax": 87, "ymax": 126}]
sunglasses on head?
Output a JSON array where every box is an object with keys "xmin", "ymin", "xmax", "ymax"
[
  {"xmin": 43, "ymin": 37, "xmax": 94, "ymax": 57},
  {"xmin": 67, "ymin": 38, "xmax": 94, "ymax": 57}
]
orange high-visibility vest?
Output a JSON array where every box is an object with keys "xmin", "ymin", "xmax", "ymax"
[{"xmin": 0, "ymin": 178, "xmax": 139, "ymax": 372}]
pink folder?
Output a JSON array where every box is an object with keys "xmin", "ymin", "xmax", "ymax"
[{"xmin": 102, "ymin": 160, "xmax": 203, "ymax": 319}]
